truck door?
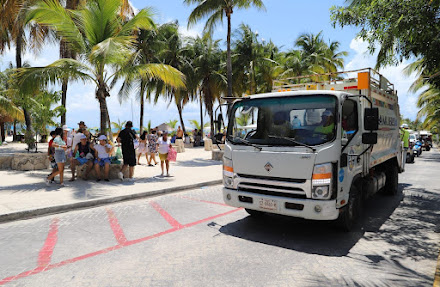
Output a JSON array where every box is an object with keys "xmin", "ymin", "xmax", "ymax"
[{"xmin": 341, "ymin": 99, "xmax": 362, "ymax": 187}]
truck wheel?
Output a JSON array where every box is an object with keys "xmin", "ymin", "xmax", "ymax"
[
  {"xmin": 245, "ymin": 208, "xmax": 265, "ymax": 217},
  {"xmin": 336, "ymin": 185, "xmax": 360, "ymax": 231},
  {"xmin": 385, "ymin": 165, "xmax": 398, "ymax": 196}
]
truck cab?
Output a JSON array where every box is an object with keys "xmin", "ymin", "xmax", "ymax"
[{"xmin": 222, "ymin": 69, "xmax": 403, "ymax": 230}]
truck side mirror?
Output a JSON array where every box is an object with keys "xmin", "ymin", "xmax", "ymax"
[
  {"xmin": 364, "ymin": 108, "xmax": 379, "ymax": 130},
  {"xmin": 362, "ymin": 133, "xmax": 377, "ymax": 145}
]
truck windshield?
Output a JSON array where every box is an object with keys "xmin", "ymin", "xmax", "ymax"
[{"xmin": 227, "ymin": 95, "xmax": 337, "ymax": 147}]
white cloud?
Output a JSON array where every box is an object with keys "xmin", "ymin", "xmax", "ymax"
[{"xmin": 346, "ymin": 38, "xmax": 420, "ymax": 120}]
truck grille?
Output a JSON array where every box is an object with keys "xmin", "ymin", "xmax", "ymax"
[{"xmin": 236, "ymin": 174, "xmax": 308, "ymax": 199}]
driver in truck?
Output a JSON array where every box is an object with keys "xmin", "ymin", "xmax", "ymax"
[{"xmin": 314, "ymin": 110, "xmax": 335, "ymax": 136}]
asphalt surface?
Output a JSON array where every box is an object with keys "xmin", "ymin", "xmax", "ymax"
[{"xmin": 0, "ymin": 149, "xmax": 439, "ymax": 286}]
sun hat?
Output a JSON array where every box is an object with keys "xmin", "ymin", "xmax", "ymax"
[
  {"xmin": 79, "ymin": 134, "xmax": 87, "ymax": 140},
  {"xmin": 62, "ymin": 125, "xmax": 70, "ymax": 131},
  {"xmin": 78, "ymin": 121, "xmax": 85, "ymax": 125},
  {"xmin": 98, "ymin": 135, "xmax": 107, "ymax": 140}
]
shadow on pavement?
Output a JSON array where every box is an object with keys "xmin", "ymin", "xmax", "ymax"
[
  {"xmin": 218, "ymin": 183, "xmax": 439, "ymax": 286},
  {"xmin": 218, "ymin": 184, "xmax": 405, "ymax": 257}
]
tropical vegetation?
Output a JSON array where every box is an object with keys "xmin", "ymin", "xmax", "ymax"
[{"xmin": 0, "ymin": 0, "xmax": 354, "ymax": 146}]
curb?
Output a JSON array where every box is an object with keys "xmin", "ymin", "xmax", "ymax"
[{"xmin": 0, "ymin": 179, "xmax": 222, "ymax": 224}]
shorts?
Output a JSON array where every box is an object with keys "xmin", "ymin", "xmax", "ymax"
[
  {"xmin": 159, "ymin": 153, "xmax": 168, "ymax": 161},
  {"xmin": 76, "ymin": 157, "xmax": 90, "ymax": 165},
  {"xmin": 122, "ymin": 150, "xmax": 136, "ymax": 167},
  {"xmin": 95, "ymin": 157, "xmax": 111, "ymax": 167},
  {"xmin": 54, "ymin": 150, "xmax": 66, "ymax": 163}
]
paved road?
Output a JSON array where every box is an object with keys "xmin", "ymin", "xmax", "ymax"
[{"xmin": 1, "ymin": 150, "xmax": 439, "ymax": 286}]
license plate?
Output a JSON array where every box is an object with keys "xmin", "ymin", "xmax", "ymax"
[{"xmin": 259, "ymin": 198, "xmax": 278, "ymax": 211}]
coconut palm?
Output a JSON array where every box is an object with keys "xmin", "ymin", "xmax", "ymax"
[
  {"xmin": 115, "ymin": 22, "xmax": 189, "ymax": 133},
  {"xmin": 0, "ymin": 0, "xmax": 50, "ymax": 142},
  {"xmin": 232, "ymin": 23, "xmax": 278, "ymax": 95},
  {"xmin": 58, "ymin": 0, "xmax": 135, "ymax": 125},
  {"xmin": 16, "ymin": 0, "xmax": 185, "ymax": 140},
  {"xmin": 111, "ymin": 119, "xmax": 127, "ymax": 133},
  {"xmin": 185, "ymin": 0, "xmax": 266, "ymax": 98},
  {"xmin": 189, "ymin": 34, "xmax": 226, "ymax": 138},
  {"xmin": 166, "ymin": 119, "xmax": 179, "ymax": 129}
]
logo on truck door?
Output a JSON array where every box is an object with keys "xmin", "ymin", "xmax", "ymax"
[
  {"xmin": 264, "ymin": 162, "xmax": 273, "ymax": 172},
  {"xmin": 349, "ymin": 147, "xmax": 356, "ymax": 171}
]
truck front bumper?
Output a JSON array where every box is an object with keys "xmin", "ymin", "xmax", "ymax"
[{"xmin": 223, "ymin": 187, "xmax": 339, "ymax": 220}]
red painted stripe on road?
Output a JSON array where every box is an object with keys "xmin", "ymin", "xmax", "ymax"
[
  {"xmin": 37, "ymin": 218, "xmax": 59, "ymax": 268},
  {"xmin": 0, "ymin": 207, "xmax": 241, "ymax": 285},
  {"xmin": 178, "ymin": 195, "xmax": 230, "ymax": 207},
  {"xmin": 106, "ymin": 209, "xmax": 127, "ymax": 245},
  {"xmin": 150, "ymin": 201, "xmax": 184, "ymax": 229}
]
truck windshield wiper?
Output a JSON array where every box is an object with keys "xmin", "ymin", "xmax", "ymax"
[
  {"xmin": 228, "ymin": 136, "xmax": 262, "ymax": 151},
  {"xmin": 267, "ymin": 135, "xmax": 316, "ymax": 152}
]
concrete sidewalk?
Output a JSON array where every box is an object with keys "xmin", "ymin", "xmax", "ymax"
[{"xmin": 0, "ymin": 143, "xmax": 222, "ymax": 223}]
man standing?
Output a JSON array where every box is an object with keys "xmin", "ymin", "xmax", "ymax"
[
  {"xmin": 117, "ymin": 121, "xmax": 137, "ymax": 181},
  {"xmin": 176, "ymin": 126, "xmax": 184, "ymax": 140}
]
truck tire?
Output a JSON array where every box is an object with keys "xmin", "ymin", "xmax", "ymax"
[
  {"xmin": 336, "ymin": 185, "xmax": 360, "ymax": 231},
  {"xmin": 384, "ymin": 165, "xmax": 398, "ymax": 196},
  {"xmin": 245, "ymin": 208, "xmax": 265, "ymax": 217}
]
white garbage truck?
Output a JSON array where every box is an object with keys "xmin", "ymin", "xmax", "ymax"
[{"xmin": 222, "ymin": 68, "xmax": 404, "ymax": 230}]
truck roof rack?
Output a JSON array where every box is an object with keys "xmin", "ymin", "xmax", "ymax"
[{"xmin": 272, "ymin": 68, "xmax": 396, "ymax": 100}]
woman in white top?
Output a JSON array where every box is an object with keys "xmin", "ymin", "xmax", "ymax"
[
  {"xmin": 157, "ymin": 132, "xmax": 172, "ymax": 177},
  {"xmin": 93, "ymin": 135, "xmax": 114, "ymax": 181}
]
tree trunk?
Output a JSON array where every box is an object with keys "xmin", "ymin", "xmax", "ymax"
[
  {"xmin": 209, "ymin": 107, "xmax": 214, "ymax": 140},
  {"xmin": 226, "ymin": 14, "xmax": 233, "ymax": 98},
  {"xmin": 176, "ymin": 102, "xmax": 186, "ymax": 134},
  {"xmin": 97, "ymin": 88, "xmax": 108, "ymax": 136},
  {"xmin": 13, "ymin": 120, "xmax": 16, "ymax": 141},
  {"xmin": 199, "ymin": 90, "xmax": 204, "ymax": 138},
  {"xmin": 61, "ymin": 79, "xmax": 68, "ymax": 125},
  {"xmin": 0, "ymin": 122, "xmax": 5, "ymax": 143},
  {"xmin": 16, "ymin": 29, "xmax": 34, "ymax": 148},
  {"xmin": 139, "ymin": 82, "xmax": 145, "ymax": 133}
]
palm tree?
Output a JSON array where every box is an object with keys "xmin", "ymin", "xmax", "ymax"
[
  {"xmin": 111, "ymin": 119, "xmax": 127, "ymax": 133},
  {"xmin": 0, "ymin": 0, "xmax": 50, "ymax": 142},
  {"xmin": 189, "ymin": 119, "xmax": 209, "ymax": 130},
  {"xmin": 115, "ymin": 22, "xmax": 189, "ymax": 133},
  {"xmin": 232, "ymin": 23, "xmax": 278, "ymax": 95},
  {"xmin": 185, "ymin": 0, "xmax": 266, "ymax": 98},
  {"xmin": 17, "ymin": 0, "xmax": 185, "ymax": 140},
  {"xmin": 166, "ymin": 119, "xmax": 179, "ymax": 129},
  {"xmin": 189, "ymin": 35, "xmax": 226, "ymax": 138},
  {"xmin": 405, "ymin": 58, "xmax": 440, "ymax": 131}
]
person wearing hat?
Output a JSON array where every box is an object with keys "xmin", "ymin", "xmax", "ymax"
[
  {"xmin": 314, "ymin": 110, "xmax": 335, "ymax": 136},
  {"xmin": 93, "ymin": 135, "xmax": 114, "ymax": 182},
  {"xmin": 70, "ymin": 134, "xmax": 95, "ymax": 181},
  {"xmin": 400, "ymin": 124, "xmax": 410, "ymax": 150},
  {"xmin": 117, "ymin": 121, "xmax": 137, "ymax": 180},
  {"xmin": 77, "ymin": 121, "xmax": 91, "ymax": 141}
]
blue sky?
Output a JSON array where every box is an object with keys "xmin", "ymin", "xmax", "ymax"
[{"xmin": 0, "ymin": 0, "xmax": 420, "ymax": 130}]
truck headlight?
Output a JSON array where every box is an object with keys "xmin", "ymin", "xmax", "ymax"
[
  {"xmin": 223, "ymin": 157, "xmax": 234, "ymax": 188},
  {"xmin": 312, "ymin": 163, "xmax": 332, "ymax": 200}
]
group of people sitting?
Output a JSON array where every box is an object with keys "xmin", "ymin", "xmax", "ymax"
[{"xmin": 46, "ymin": 121, "xmax": 174, "ymax": 187}]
